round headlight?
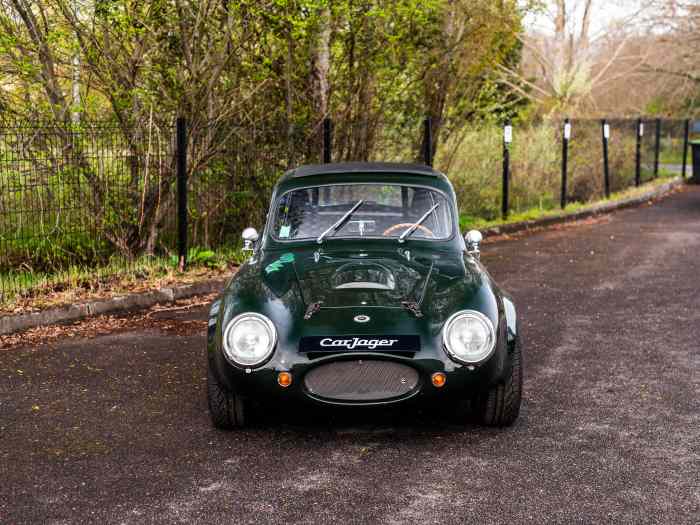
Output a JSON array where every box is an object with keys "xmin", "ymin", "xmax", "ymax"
[
  {"xmin": 442, "ymin": 310, "xmax": 496, "ymax": 364},
  {"xmin": 223, "ymin": 313, "xmax": 277, "ymax": 367}
]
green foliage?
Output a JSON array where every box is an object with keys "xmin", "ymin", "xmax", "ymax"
[
  {"xmin": 0, "ymin": 230, "xmax": 108, "ymax": 274},
  {"xmin": 169, "ymin": 247, "xmax": 216, "ymax": 268},
  {"xmin": 0, "ymin": 0, "xmax": 529, "ymax": 306},
  {"xmin": 165, "ymin": 246, "xmax": 248, "ymax": 271},
  {"xmin": 0, "ymin": 246, "xmax": 243, "ymax": 306},
  {"xmin": 441, "ymin": 120, "xmax": 647, "ymax": 224},
  {"xmin": 459, "ymin": 174, "xmax": 679, "ymax": 231}
]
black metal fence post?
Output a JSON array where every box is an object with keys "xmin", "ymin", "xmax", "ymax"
[
  {"xmin": 653, "ymin": 118, "xmax": 661, "ymax": 178},
  {"xmin": 423, "ymin": 117, "xmax": 433, "ymax": 167},
  {"xmin": 601, "ymin": 119, "xmax": 610, "ymax": 198},
  {"xmin": 561, "ymin": 118, "xmax": 570, "ymax": 209},
  {"xmin": 176, "ymin": 117, "xmax": 188, "ymax": 272},
  {"xmin": 502, "ymin": 120, "xmax": 512, "ymax": 219},
  {"xmin": 635, "ymin": 118, "xmax": 642, "ymax": 187},
  {"xmin": 681, "ymin": 118, "xmax": 690, "ymax": 178},
  {"xmin": 323, "ymin": 117, "xmax": 332, "ymax": 163}
]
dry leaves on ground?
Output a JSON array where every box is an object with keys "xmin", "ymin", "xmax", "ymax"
[
  {"xmin": 0, "ymin": 293, "xmax": 215, "ymax": 351},
  {"xmin": 483, "ymin": 215, "xmax": 613, "ymax": 244}
]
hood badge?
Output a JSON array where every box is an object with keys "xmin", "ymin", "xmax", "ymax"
[{"xmin": 353, "ymin": 315, "xmax": 371, "ymax": 323}]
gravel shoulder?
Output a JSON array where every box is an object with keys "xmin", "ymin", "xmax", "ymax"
[{"xmin": 1, "ymin": 187, "xmax": 699, "ymax": 524}]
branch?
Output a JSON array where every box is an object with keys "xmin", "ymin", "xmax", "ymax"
[{"xmin": 640, "ymin": 65, "xmax": 700, "ymax": 84}]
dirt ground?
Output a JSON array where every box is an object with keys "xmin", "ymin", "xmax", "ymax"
[{"xmin": 1, "ymin": 187, "xmax": 698, "ymax": 524}]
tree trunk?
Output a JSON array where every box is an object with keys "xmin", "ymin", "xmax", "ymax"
[{"xmin": 310, "ymin": 5, "xmax": 332, "ymax": 155}]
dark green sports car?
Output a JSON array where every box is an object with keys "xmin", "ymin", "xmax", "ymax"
[{"xmin": 206, "ymin": 162, "xmax": 522, "ymax": 428}]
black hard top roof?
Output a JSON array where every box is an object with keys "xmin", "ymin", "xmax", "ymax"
[{"xmin": 285, "ymin": 162, "xmax": 441, "ymax": 179}]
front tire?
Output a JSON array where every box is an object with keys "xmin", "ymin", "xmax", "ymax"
[
  {"xmin": 477, "ymin": 336, "xmax": 523, "ymax": 427},
  {"xmin": 207, "ymin": 366, "xmax": 246, "ymax": 429}
]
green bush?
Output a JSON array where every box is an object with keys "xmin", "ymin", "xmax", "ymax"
[{"xmin": 438, "ymin": 123, "xmax": 562, "ymax": 221}]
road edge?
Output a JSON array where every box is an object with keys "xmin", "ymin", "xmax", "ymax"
[
  {"xmin": 482, "ymin": 177, "xmax": 685, "ymax": 237},
  {"xmin": 0, "ymin": 278, "xmax": 228, "ymax": 336}
]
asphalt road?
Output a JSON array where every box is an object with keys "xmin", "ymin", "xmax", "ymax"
[{"xmin": 1, "ymin": 187, "xmax": 699, "ymax": 524}]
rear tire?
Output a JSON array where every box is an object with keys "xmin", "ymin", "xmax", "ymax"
[
  {"xmin": 207, "ymin": 365, "xmax": 246, "ymax": 429},
  {"xmin": 476, "ymin": 337, "xmax": 523, "ymax": 427}
]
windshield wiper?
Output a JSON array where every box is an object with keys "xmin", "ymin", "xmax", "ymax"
[
  {"xmin": 398, "ymin": 203, "xmax": 440, "ymax": 243},
  {"xmin": 316, "ymin": 200, "xmax": 364, "ymax": 244}
]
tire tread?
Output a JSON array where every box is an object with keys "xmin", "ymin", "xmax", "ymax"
[
  {"xmin": 207, "ymin": 366, "xmax": 245, "ymax": 429},
  {"xmin": 478, "ymin": 335, "xmax": 523, "ymax": 427}
]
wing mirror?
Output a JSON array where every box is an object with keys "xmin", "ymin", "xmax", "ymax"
[
  {"xmin": 242, "ymin": 227, "xmax": 259, "ymax": 252},
  {"xmin": 465, "ymin": 230, "xmax": 483, "ymax": 259}
]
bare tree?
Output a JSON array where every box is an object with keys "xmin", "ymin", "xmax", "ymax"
[
  {"xmin": 638, "ymin": 1, "xmax": 700, "ymax": 113},
  {"xmin": 499, "ymin": 0, "xmax": 655, "ymax": 115}
]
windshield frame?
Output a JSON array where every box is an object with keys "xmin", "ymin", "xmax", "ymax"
[{"xmin": 266, "ymin": 182, "xmax": 456, "ymax": 245}]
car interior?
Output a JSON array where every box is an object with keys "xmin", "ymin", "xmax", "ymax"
[{"xmin": 274, "ymin": 185, "xmax": 450, "ymax": 240}]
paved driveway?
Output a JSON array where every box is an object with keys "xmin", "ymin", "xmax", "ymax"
[{"xmin": 1, "ymin": 187, "xmax": 699, "ymax": 524}]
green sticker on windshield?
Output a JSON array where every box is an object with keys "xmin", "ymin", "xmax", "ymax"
[
  {"xmin": 279, "ymin": 225, "xmax": 291, "ymax": 238},
  {"xmin": 265, "ymin": 253, "xmax": 295, "ymax": 274}
]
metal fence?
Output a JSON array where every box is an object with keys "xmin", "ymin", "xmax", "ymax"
[
  {"xmin": 0, "ymin": 121, "xmax": 175, "ymax": 302},
  {"xmin": 0, "ymin": 116, "xmax": 694, "ymax": 306}
]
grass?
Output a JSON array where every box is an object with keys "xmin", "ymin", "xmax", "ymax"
[
  {"xmin": 460, "ymin": 172, "xmax": 679, "ymax": 231},
  {"xmin": 0, "ymin": 246, "xmax": 247, "ymax": 313},
  {"xmin": 659, "ymin": 149, "xmax": 689, "ymax": 165}
]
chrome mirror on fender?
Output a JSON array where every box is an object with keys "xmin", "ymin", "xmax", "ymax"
[
  {"xmin": 465, "ymin": 230, "xmax": 483, "ymax": 259},
  {"xmin": 242, "ymin": 227, "xmax": 259, "ymax": 252}
]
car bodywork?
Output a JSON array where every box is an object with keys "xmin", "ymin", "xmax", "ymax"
[{"xmin": 207, "ymin": 162, "xmax": 521, "ymax": 426}]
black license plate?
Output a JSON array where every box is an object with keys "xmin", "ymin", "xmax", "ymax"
[{"xmin": 299, "ymin": 335, "xmax": 420, "ymax": 353}]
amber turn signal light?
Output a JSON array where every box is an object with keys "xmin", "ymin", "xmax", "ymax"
[
  {"xmin": 278, "ymin": 372, "xmax": 292, "ymax": 388},
  {"xmin": 431, "ymin": 372, "xmax": 446, "ymax": 388}
]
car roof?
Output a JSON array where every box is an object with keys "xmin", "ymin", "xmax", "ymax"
[
  {"xmin": 283, "ymin": 162, "xmax": 441, "ymax": 180},
  {"xmin": 274, "ymin": 161, "xmax": 456, "ymax": 201}
]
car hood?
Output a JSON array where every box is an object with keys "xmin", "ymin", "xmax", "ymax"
[
  {"xmin": 220, "ymin": 245, "xmax": 497, "ymax": 342},
  {"xmin": 258, "ymin": 246, "xmax": 480, "ymax": 310}
]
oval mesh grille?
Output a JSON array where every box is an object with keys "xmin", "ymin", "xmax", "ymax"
[{"xmin": 304, "ymin": 360, "xmax": 419, "ymax": 401}]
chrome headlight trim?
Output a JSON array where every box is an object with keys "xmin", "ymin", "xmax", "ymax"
[
  {"xmin": 222, "ymin": 312, "xmax": 277, "ymax": 368},
  {"xmin": 442, "ymin": 310, "xmax": 497, "ymax": 365}
]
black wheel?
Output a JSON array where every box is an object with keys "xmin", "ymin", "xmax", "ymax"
[
  {"xmin": 207, "ymin": 365, "xmax": 246, "ymax": 429},
  {"xmin": 476, "ymin": 336, "xmax": 523, "ymax": 427}
]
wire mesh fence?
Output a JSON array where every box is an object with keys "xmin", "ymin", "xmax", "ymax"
[
  {"xmin": 658, "ymin": 119, "xmax": 688, "ymax": 165},
  {"xmin": 0, "ymin": 116, "xmax": 693, "ymax": 307},
  {"xmin": 186, "ymin": 118, "xmax": 322, "ymax": 250},
  {"xmin": 0, "ymin": 120, "xmax": 177, "ymax": 305}
]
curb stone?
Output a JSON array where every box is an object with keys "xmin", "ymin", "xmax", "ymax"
[
  {"xmin": 0, "ymin": 278, "xmax": 228, "ymax": 336},
  {"xmin": 481, "ymin": 177, "xmax": 684, "ymax": 237}
]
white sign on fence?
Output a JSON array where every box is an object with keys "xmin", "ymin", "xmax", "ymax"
[
  {"xmin": 639, "ymin": 123, "xmax": 644, "ymax": 136},
  {"xmin": 603, "ymin": 123, "xmax": 610, "ymax": 139},
  {"xmin": 504, "ymin": 125, "xmax": 513, "ymax": 144},
  {"xmin": 564, "ymin": 122, "xmax": 571, "ymax": 140}
]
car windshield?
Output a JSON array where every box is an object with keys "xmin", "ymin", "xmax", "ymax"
[{"xmin": 271, "ymin": 183, "xmax": 452, "ymax": 241}]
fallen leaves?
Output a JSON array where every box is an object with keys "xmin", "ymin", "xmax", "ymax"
[
  {"xmin": 0, "ymin": 293, "xmax": 214, "ymax": 351},
  {"xmin": 483, "ymin": 215, "xmax": 613, "ymax": 244},
  {"xmin": 145, "ymin": 300, "xmax": 212, "ymax": 319}
]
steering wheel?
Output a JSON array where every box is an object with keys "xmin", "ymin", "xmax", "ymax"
[{"xmin": 382, "ymin": 223, "xmax": 435, "ymax": 238}]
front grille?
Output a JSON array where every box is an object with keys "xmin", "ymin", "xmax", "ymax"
[{"xmin": 304, "ymin": 360, "xmax": 419, "ymax": 402}]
